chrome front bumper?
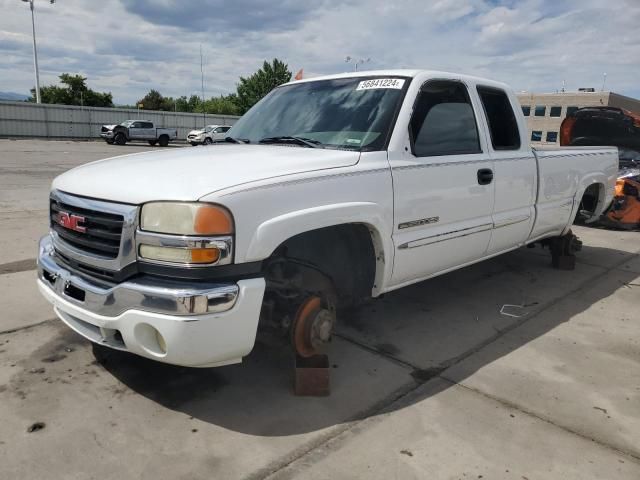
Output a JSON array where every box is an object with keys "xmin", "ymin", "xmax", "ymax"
[
  {"xmin": 37, "ymin": 234, "xmax": 267, "ymax": 367},
  {"xmin": 38, "ymin": 235, "xmax": 238, "ymax": 316}
]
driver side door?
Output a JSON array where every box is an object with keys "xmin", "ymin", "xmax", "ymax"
[
  {"xmin": 128, "ymin": 121, "xmax": 144, "ymax": 139},
  {"xmin": 389, "ymin": 79, "xmax": 495, "ymax": 287}
]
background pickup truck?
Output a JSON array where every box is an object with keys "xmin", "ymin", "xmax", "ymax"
[
  {"xmin": 100, "ymin": 120, "xmax": 177, "ymax": 146},
  {"xmin": 38, "ymin": 69, "xmax": 617, "ymax": 373}
]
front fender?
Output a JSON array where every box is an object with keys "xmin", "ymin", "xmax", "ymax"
[{"xmin": 245, "ymin": 202, "xmax": 393, "ymax": 295}]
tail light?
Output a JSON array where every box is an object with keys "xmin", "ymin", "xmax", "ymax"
[{"xmin": 560, "ymin": 116, "xmax": 576, "ymax": 146}]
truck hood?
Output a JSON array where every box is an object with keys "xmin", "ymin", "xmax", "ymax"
[
  {"xmin": 52, "ymin": 144, "xmax": 361, "ymax": 204},
  {"xmin": 188, "ymin": 129, "xmax": 205, "ymax": 135},
  {"xmin": 102, "ymin": 124, "xmax": 117, "ymax": 131}
]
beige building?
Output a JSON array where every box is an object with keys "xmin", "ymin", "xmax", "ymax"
[{"xmin": 516, "ymin": 90, "xmax": 640, "ymax": 146}]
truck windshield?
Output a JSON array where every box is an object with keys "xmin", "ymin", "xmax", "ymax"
[
  {"xmin": 120, "ymin": 120, "xmax": 134, "ymax": 127},
  {"xmin": 227, "ymin": 77, "xmax": 409, "ymax": 151}
]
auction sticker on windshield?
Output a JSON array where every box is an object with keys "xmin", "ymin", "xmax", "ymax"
[{"xmin": 356, "ymin": 78, "xmax": 405, "ymax": 90}]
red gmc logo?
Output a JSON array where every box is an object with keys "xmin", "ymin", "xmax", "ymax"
[{"xmin": 57, "ymin": 212, "xmax": 86, "ymax": 233}]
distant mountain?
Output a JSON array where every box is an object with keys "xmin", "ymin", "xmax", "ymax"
[{"xmin": 0, "ymin": 91, "xmax": 30, "ymax": 101}]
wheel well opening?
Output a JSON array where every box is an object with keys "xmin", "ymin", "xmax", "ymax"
[
  {"xmin": 580, "ymin": 183, "xmax": 603, "ymax": 215},
  {"xmin": 263, "ymin": 223, "xmax": 377, "ymax": 309}
]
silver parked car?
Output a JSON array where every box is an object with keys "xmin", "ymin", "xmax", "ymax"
[{"xmin": 187, "ymin": 125, "xmax": 232, "ymax": 146}]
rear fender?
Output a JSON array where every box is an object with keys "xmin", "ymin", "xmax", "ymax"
[{"xmin": 564, "ymin": 173, "xmax": 611, "ymax": 233}]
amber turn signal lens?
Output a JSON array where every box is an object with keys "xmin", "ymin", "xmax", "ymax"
[
  {"xmin": 189, "ymin": 247, "xmax": 221, "ymax": 264},
  {"xmin": 139, "ymin": 245, "xmax": 221, "ymax": 264},
  {"xmin": 194, "ymin": 205, "xmax": 234, "ymax": 235}
]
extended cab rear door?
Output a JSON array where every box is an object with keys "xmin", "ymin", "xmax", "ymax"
[
  {"xmin": 389, "ymin": 78, "xmax": 495, "ymax": 286},
  {"xmin": 475, "ymin": 86, "xmax": 537, "ymax": 255}
]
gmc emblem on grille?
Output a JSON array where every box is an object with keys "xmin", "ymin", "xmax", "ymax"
[{"xmin": 57, "ymin": 212, "xmax": 86, "ymax": 233}]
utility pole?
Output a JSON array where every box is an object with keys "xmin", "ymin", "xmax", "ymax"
[
  {"xmin": 200, "ymin": 44, "xmax": 206, "ymax": 126},
  {"xmin": 22, "ymin": 0, "xmax": 54, "ymax": 103}
]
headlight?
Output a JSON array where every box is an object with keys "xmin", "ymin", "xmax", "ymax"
[
  {"xmin": 138, "ymin": 202, "xmax": 233, "ymax": 266},
  {"xmin": 140, "ymin": 202, "xmax": 233, "ymax": 235}
]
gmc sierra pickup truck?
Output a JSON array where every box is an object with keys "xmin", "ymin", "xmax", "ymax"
[
  {"xmin": 38, "ymin": 70, "xmax": 617, "ymax": 369},
  {"xmin": 100, "ymin": 120, "xmax": 177, "ymax": 146}
]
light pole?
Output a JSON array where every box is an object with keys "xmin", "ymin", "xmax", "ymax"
[
  {"xmin": 200, "ymin": 44, "xmax": 206, "ymax": 126},
  {"xmin": 22, "ymin": 0, "xmax": 55, "ymax": 104},
  {"xmin": 345, "ymin": 56, "xmax": 371, "ymax": 72}
]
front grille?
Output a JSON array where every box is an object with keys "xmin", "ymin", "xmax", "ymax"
[
  {"xmin": 55, "ymin": 250, "xmax": 117, "ymax": 282},
  {"xmin": 50, "ymin": 198, "xmax": 124, "ymax": 259}
]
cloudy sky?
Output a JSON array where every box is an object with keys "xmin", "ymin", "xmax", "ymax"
[{"xmin": 1, "ymin": 0, "xmax": 639, "ymax": 104}]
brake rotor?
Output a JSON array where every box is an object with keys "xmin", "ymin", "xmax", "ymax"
[{"xmin": 292, "ymin": 296, "xmax": 335, "ymax": 358}]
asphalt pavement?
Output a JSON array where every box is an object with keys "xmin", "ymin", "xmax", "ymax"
[{"xmin": 0, "ymin": 139, "xmax": 638, "ymax": 479}]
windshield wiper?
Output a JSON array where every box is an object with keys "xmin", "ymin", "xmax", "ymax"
[
  {"xmin": 224, "ymin": 136, "xmax": 250, "ymax": 144},
  {"xmin": 258, "ymin": 136, "xmax": 323, "ymax": 148}
]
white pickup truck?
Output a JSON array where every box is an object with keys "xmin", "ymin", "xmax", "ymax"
[{"xmin": 38, "ymin": 70, "xmax": 618, "ymax": 369}]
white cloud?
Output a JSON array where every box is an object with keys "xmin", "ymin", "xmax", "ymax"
[{"xmin": 0, "ymin": 0, "xmax": 639, "ymax": 103}]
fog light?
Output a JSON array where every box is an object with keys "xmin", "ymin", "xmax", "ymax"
[
  {"xmin": 139, "ymin": 245, "xmax": 220, "ymax": 264},
  {"xmin": 134, "ymin": 323, "xmax": 167, "ymax": 357}
]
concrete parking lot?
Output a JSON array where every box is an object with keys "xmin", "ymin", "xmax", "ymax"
[{"xmin": 0, "ymin": 139, "xmax": 639, "ymax": 479}]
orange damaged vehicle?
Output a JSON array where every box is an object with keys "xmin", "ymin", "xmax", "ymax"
[{"xmin": 561, "ymin": 106, "xmax": 640, "ymax": 229}]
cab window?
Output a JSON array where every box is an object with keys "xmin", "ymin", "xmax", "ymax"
[
  {"xmin": 410, "ymin": 80, "xmax": 481, "ymax": 157},
  {"xmin": 477, "ymin": 86, "xmax": 521, "ymax": 150}
]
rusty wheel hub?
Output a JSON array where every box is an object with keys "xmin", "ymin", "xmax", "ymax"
[{"xmin": 292, "ymin": 296, "xmax": 335, "ymax": 357}]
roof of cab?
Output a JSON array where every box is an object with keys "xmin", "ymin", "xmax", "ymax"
[{"xmin": 281, "ymin": 69, "xmax": 511, "ymax": 91}]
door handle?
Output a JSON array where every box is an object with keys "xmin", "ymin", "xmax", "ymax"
[{"xmin": 477, "ymin": 168, "xmax": 494, "ymax": 185}]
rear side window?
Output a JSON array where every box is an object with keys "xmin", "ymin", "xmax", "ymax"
[
  {"xmin": 410, "ymin": 80, "xmax": 481, "ymax": 157},
  {"xmin": 142, "ymin": 122, "xmax": 153, "ymax": 128},
  {"xmin": 477, "ymin": 86, "xmax": 521, "ymax": 150}
]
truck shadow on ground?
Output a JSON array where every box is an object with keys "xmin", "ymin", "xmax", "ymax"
[{"xmin": 90, "ymin": 244, "xmax": 637, "ymax": 437}]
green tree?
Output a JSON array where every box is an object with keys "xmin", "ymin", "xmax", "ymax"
[
  {"xmin": 198, "ymin": 94, "xmax": 241, "ymax": 116},
  {"xmin": 32, "ymin": 73, "xmax": 113, "ymax": 107},
  {"xmin": 173, "ymin": 95, "xmax": 191, "ymax": 112},
  {"xmin": 235, "ymin": 58, "xmax": 291, "ymax": 114},
  {"xmin": 137, "ymin": 89, "xmax": 167, "ymax": 111}
]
